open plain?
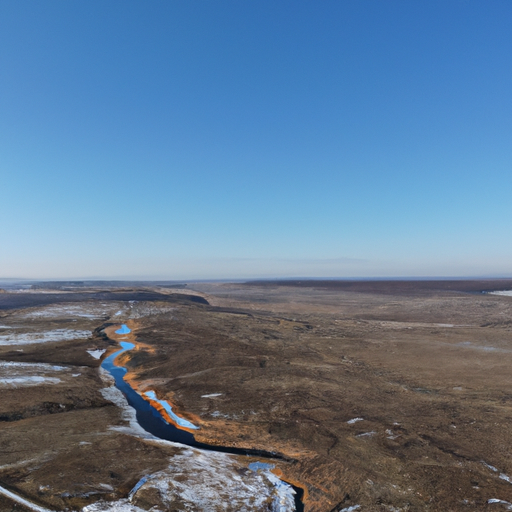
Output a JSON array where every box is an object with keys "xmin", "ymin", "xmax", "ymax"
[{"xmin": 2, "ymin": 280, "xmax": 512, "ymax": 512}]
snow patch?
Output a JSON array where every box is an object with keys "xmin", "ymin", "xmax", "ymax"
[
  {"xmin": 386, "ymin": 429, "xmax": 398, "ymax": 440},
  {"xmin": 98, "ymin": 372, "xmax": 159, "ymax": 441},
  {"xmin": 0, "ymin": 361, "xmax": 66, "ymax": 371},
  {"xmin": 356, "ymin": 431, "xmax": 376, "ymax": 438},
  {"xmin": 347, "ymin": 417, "xmax": 364, "ymax": 424},
  {"xmin": 0, "ymin": 483, "xmax": 55, "ymax": 512},
  {"xmin": 82, "ymin": 500, "xmax": 146, "ymax": 512},
  {"xmin": 0, "ymin": 361, "xmax": 68, "ymax": 388},
  {"xmin": 500, "ymin": 473, "xmax": 512, "ymax": 484},
  {"xmin": 0, "ymin": 329, "xmax": 91, "ymax": 346},
  {"xmin": 87, "ymin": 349, "xmax": 106, "ymax": 360},
  {"xmin": 483, "ymin": 461, "xmax": 499, "ymax": 473},
  {"xmin": 150, "ymin": 449, "xmax": 294, "ymax": 511},
  {"xmin": 488, "ymin": 499, "xmax": 512, "ymax": 510},
  {"xmin": 489, "ymin": 291, "xmax": 512, "ymax": 297},
  {"xmin": 456, "ymin": 341, "xmax": 498, "ymax": 352},
  {"xmin": 211, "ymin": 410, "xmax": 237, "ymax": 419},
  {"xmin": 84, "ymin": 448, "xmax": 296, "ymax": 511},
  {"xmin": 22, "ymin": 303, "xmax": 110, "ymax": 319},
  {"xmin": 201, "ymin": 393, "xmax": 223, "ymax": 398},
  {"xmin": 0, "ymin": 376, "xmax": 61, "ymax": 387}
]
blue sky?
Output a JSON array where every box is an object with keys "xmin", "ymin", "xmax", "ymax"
[{"xmin": 1, "ymin": 1, "xmax": 511, "ymax": 280}]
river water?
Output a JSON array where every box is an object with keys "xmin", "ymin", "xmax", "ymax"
[{"xmin": 102, "ymin": 324, "xmax": 305, "ymax": 511}]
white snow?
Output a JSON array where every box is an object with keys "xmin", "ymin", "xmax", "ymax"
[
  {"xmin": 126, "ymin": 302, "xmax": 176, "ymax": 319},
  {"xmin": 83, "ymin": 448, "xmax": 296, "ymax": 512},
  {"xmin": 99, "ymin": 385, "xmax": 155, "ymax": 439},
  {"xmin": 356, "ymin": 431, "xmax": 376, "ymax": 438},
  {"xmin": 481, "ymin": 461, "xmax": 512, "ymax": 484},
  {"xmin": 21, "ymin": 303, "xmax": 111, "ymax": 319},
  {"xmin": 0, "ymin": 329, "xmax": 91, "ymax": 346},
  {"xmin": 386, "ymin": 429, "xmax": 398, "ymax": 440},
  {"xmin": 87, "ymin": 349, "xmax": 106, "ymax": 360},
  {"xmin": 211, "ymin": 410, "xmax": 237, "ymax": 419},
  {"xmin": 201, "ymin": 393, "xmax": 223, "ymax": 398},
  {"xmin": 144, "ymin": 449, "xmax": 294, "ymax": 511},
  {"xmin": 339, "ymin": 506, "xmax": 361, "ymax": 512},
  {"xmin": 483, "ymin": 461, "xmax": 499, "ymax": 473},
  {"xmin": 488, "ymin": 499, "xmax": 512, "ymax": 510},
  {"xmin": 0, "ymin": 483, "xmax": 55, "ymax": 512},
  {"xmin": 0, "ymin": 376, "xmax": 61, "ymax": 387},
  {"xmin": 456, "ymin": 341, "xmax": 498, "ymax": 352},
  {"xmin": 265, "ymin": 470, "xmax": 297, "ymax": 512},
  {"xmin": 0, "ymin": 361, "xmax": 66, "ymax": 371},
  {"xmin": 82, "ymin": 500, "xmax": 146, "ymax": 512},
  {"xmin": 500, "ymin": 473, "xmax": 512, "ymax": 484},
  {"xmin": 98, "ymin": 369, "xmax": 160, "ymax": 440},
  {"xmin": 347, "ymin": 417, "xmax": 364, "ymax": 424},
  {"xmin": 489, "ymin": 291, "xmax": 512, "ymax": 297},
  {"xmin": 96, "ymin": 371, "xmax": 298, "ymax": 511},
  {"xmin": 0, "ymin": 361, "xmax": 67, "ymax": 388}
]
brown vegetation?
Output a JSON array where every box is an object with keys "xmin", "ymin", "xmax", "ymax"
[{"xmin": 2, "ymin": 281, "xmax": 512, "ymax": 511}]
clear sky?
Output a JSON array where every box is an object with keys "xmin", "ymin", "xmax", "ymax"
[{"xmin": 1, "ymin": 1, "xmax": 511, "ymax": 280}]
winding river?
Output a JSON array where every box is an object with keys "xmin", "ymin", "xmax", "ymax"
[{"xmin": 102, "ymin": 324, "xmax": 305, "ymax": 512}]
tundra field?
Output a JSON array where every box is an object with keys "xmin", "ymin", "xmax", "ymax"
[{"xmin": 2, "ymin": 280, "xmax": 512, "ymax": 512}]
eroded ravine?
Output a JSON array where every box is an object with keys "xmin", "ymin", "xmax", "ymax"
[{"xmin": 102, "ymin": 322, "xmax": 306, "ymax": 512}]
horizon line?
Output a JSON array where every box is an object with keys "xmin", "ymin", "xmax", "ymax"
[{"xmin": 2, "ymin": 275, "xmax": 512, "ymax": 284}]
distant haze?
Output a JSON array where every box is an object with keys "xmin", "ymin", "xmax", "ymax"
[{"xmin": 1, "ymin": 1, "xmax": 511, "ymax": 280}]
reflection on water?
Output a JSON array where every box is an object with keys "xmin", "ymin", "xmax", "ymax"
[
  {"xmin": 144, "ymin": 390, "xmax": 199, "ymax": 430},
  {"xmin": 115, "ymin": 324, "xmax": 131, "ymax": 335},
  {"xmin": 249, "ymin": 461, "xmax": 275, "ymax": 471}
]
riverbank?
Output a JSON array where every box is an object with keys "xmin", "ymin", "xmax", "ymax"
[
  {"xmin": 0, "ymin": 292, "xmax": 305, "ymax": 511},
  {"xmin": 104, "ymin": 321, "xmax": 204, "ymax": 433},
  {"xmin": 102, "ymin": 322, "xmax": 306, "ymax": 510}
]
